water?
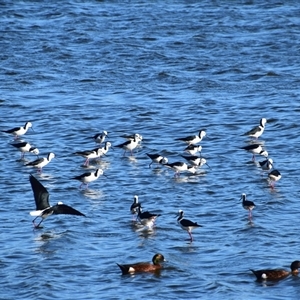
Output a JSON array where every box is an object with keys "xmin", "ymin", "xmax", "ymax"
[{"xmin": 1, "ymin": 1, "xmax": 300, "ymax": 299}]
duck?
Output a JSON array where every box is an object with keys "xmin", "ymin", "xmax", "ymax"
[
  {"xmin": 176, "ymin": 130, "xmax": 206, "ymax": 145},
  {"xmin": 251, "ymin": 260, "xmax": 300, "ymax": 281},
  {"xmin": 146, "ymin": 153, "xmax": 168, "ymax": 168},
  {"xmin": 176, "ymin": 210, "xmax": 202, "ymax": 242},
  {"xmin": 241, "ymin": 193, "xmax": 255, "ymax": 220},
  {"xmin": 29, "ymin": 174, "xmax": 85, "ymax": 228},
  {"xmin": 2, "ymin": 121, "xmax": 33, "ymax": 139},
  {"xmin": 244, "ymin": 118, "xmax": 267, "ymax": 139},
  {"xmin": 117, "ymin": 253, "xmax": 165, "ymax": 275}
]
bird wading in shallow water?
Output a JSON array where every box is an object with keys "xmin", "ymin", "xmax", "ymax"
[
  {"xmin": 25, "ymin": 152, "xmax": 55, "ymax": 173},
  {"xmin": 176, "ymin": 130, "xmax": 206, "ymax": 145},
  {"xmin": 146, "ymin": 153, "xmax": 168, "ymax": 168},
  {"xmin": 241, "ymin": 193, "xmax": 255, "ymax": 220},
  {"xmin": 73, "ymin": 147, "xmax": 103, "ymax": 166},
  {"xmin": 244, "ymin": 118, "xmax": 267, "ymax": 140},
  {"xmin": 72, "ymin": 168, "xmax": 105, "ymax": 189},
  {"xmin": 115, "ymin": 133, "xmax": 140, "ymax": 156},
  {"xmin": 164, "ymin": 161, "xmax": 188, "ymax": 177},
  {"xmin": 29, "ymin": 174, "xmax": 85, "ymax": 228},
  {"xmin": 241, "ymin": 144, "xmax": 268, "ymax": 161},
  {"xmin": 176, "ymin": 210, "xmax": 202, "ymax": 242},
  {"xmin": 117, "ymin": 253, "xmax": 166, "ymax": 275},
  {"xmin": 2, "ymin": 122, "xmax": 33, "ymax": 139},
  {"xmin": 184, "ymin": 144, "xmax": 202, "ymax": 155},
  {"xmin": 130, "ymin": 195, "xmax": 140, "ymax": 220},
  {"xmin": 268, "ymin": 169, "xmax": 281, "ymax": 189},
  {"xmin": 89, "ymin": 130, "xmax": 108, "ymax": 144},
  {"xmin": 258, "ymin": 158, "xmax": 273, "ymax": 171},
  {"xmin": 250, "ymin": 260, "xmax": 300, "ymax": 281},
  {"xmin": 10, "ymin": 142, "xmax": 39, "ymax": 159}
]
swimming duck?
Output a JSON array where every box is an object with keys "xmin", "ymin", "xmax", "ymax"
[
  {"xmin": 251, "ymin": 260, "xmax": 300, "ymax": 281},
  {"xmin": 117, "ymin": 253, "xmax": 165, "ymax": 275}
]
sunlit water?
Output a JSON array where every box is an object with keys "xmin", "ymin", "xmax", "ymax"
[{"xmin": 1, "ymin": 1, "xmax": 300, "ymax": 299}]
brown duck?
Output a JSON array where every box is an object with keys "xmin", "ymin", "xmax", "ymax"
[
  {"xmin": 117, "ymin": 253, "xmax": 165, "ymax": 275},
  {"xmin": 251, "ymin": 260, "xmax": 300, "ymax": 281}
]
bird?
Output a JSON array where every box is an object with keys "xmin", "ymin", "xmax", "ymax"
[
  {"xmin": 244, "ymin": 118, "xmax": 267, "ymax": 139},
  {"xmin": 29, "ymin": 174, "xmax": 85, "ymax": 228},
  {"xmin": 130, "ymin": 195, "xmax": 140, "ymax": 220},
  {"xmin": 90, "ymin": 131, "xmax": 108, "ymax": 144},
  {"xmin": 177, "ymin": 210, "xmax": 202, "ymax": 242},
  {"xmin": 2, "ymin": 121, "xmax": 33, "ymax": 139},
  {"xmin": 250, "ymin": 260, "xmax": 300, "ymax": 281},
  {"xmin": 98, "ymin": 142, "xmax": 112, "ymax": 157},
  {"xmin": 181, "ymin": 155, "xmax": 210, "ymax": 168},
  {"xmin": 117, "ymin": 253, "xmax": 165, "ymax": 275},
  {"xmin": 268, "ymin": 169, "xmax": 281, "ymax": 189},
  {"xmin": 72, "ymin": 168, "xmax": 104, "ymax": 189},
  {"xmin": 73, "ymin": 147, "xmax": 103, "ymax": 166},
  {"xmin": 115, "ymin": 133, "xmax": 140, "ymax": 156},
  {"xmin": 176, "ymin": 130, "xmax": 206, "ymax": 145},
  {"xmin": 258, "ymin": 158, "xmax": 273, "ymax": 171},
  {"xmin": 10, "ymin": 142, "xmax": 39, "ymax": 159},
  {"xmin": 241, "ymin": 193, "xmax": 255, "ymax": 220},
  {"xmin": 25, "ymin": 152, "xmax": 55, "ymax": 172},
  {"xmin": 137, "ymin": 204, "xmax": 160, "ymax": 228},
  {"xmin": 241, "ymin": 144, "xmax": 268, "ymax": 161},
  {"xmin": 121, "ymin": 133, "xmax": 143, "ymax": 143},
  {"xmin": 184, "ymin": 144, "xmax": 202, "ymax": 155},
  {"xmin": 146, "ymin": 153, "xmax": 168, "ymax": 168},
  {"xmin": 164, "ymin": 161, "xmax": 188, "ymax": 177}
]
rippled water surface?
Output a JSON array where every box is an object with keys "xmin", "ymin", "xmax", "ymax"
[{"xmin": 1, "ymin": 1, "xmax": 300, "ymax": 299}]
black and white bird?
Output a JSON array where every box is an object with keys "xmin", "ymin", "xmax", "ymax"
[
  {"xmin": 244, "ymin": 118, "xmax": 267, "ymax": 139},
  {"xmin": 241, "ymin": 144, "xmax": 268, "ymax": 161},
  {"xmin": 115, "ymin": 133, "xmax": 140, "ymax": 156},
  {"xmin": 25, "ymin": 152, "xmax": 55, "ymax": 172},
  {"xmin": 164, "ymin": 161, "xmax": 188, "ymax": 177},
  {"xmin": 137, "ymin": 204, "xmax": 160, "ymax": 228},
  {"xmin": 72, "ymin": 168, "xmax": 104, "ymax": 189},
  {"xmin": 181, "ymin": 155, "xmax": 210, "ymax": 168},
  {"xmin": 241, "ymin": 193, "xmax": 255, "ymax": 220},
  {"xmin": 73, "ymin": 147, "xmax": 103, "ymax": 166},
  {"xmin": 2, "ymin": 121, "xmax": 33, "ymax": 139},
  {"xmin": 184, "ymin": 144, "xmax": 202, "ymax": 155},
  {"xmin": 97, "ymin": 142, "xmax": 112, "ymax": 158},
  {"xmin": 90, "ymin": 131, "xmax": 108, "ymax": 144},
  {"xmin": 176, "ymin": 130, "xmax": 206, "ymax": 145},
  {"xmin": 130, "ymin": 195, "xmax": 140, "ymax": 220},
  {"xmin": 121, "ymin": 133, "xmax": 143, "ymax": 143},
  {"xmin": 258, "ymin": 158, "xmax": 273, "ymax": 171},
  {"xmin": 10, "ymin": 142, "xmax": 39, "ymax": 159},
  {"xmin": 29, "ymin": 174, "xmax": 85, "ymax": 228},
  {"xmin": 268, "ymin": 169, "xmax": 281, "ymax": 189},
  {"xmin": 176, "ymin": 210, "xmax": 202, "ymax": 242},
  {"xmin": 146, "ymin": 153, "xmax": 168, "ymax": 168}
]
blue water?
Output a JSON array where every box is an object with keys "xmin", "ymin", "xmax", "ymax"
[{"xmin": 1, "ymin": 1, "xmax": 300, "ymax": 299}]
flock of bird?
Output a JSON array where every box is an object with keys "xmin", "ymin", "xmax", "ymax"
[{"xmin": 2, "ymin": 118, "xmax": 297, "ymax": 280}]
